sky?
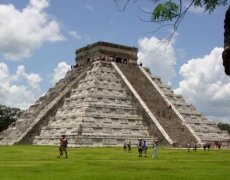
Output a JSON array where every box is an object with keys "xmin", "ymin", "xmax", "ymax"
[{"xmin": 0, "ymin": 0, "xmax": 230, "ymax": 124}]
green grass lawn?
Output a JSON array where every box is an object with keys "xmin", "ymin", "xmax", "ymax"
[{"xmin": 0, "ymin": 145, "xmax": 229, "ymax": 180}]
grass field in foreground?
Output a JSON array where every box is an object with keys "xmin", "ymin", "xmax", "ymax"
[{"xmin": 0, "ymin": 145, "xmax": 229, "ymax": 180}]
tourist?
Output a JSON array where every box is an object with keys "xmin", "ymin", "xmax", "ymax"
[
  {"xmin": 138, "ymin": 138, "xmax": 143, "ymax": 157},
  {"xmin": 218, "ymin": 141, "xmax": 222, "ymax": 149},
  {"xmin": 152, "ymin": 140, "xmax": 158, "ymax": 158},
  {"xmin": 57, "ymin": 135, "xmax": 68, "ymax": 158},
  {"xmin": 157, "ymin": 110, "xmax": 161, "ymax": 117},
  {"xmin": 127, "ymin": 141, "xmax": 132, "ymax": 153},
  {"xmin": 207, "ymin": 143, "xmax": 211, "ymax": 150},
  {"xmin": 203, "ymin": 143, "xmax": 207, "ymax": 151},
  {"xmin": 123, "ymin": 142, "xmax": 127, "ymax": 151},
  {"xmin": 143, "ymin": 140, "xmax": 148, "ymax": 157}
]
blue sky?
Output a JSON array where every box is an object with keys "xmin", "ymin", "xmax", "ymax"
[{"xmin": 0, "ymin": 0, "xmax": 230, "ymax": 123}]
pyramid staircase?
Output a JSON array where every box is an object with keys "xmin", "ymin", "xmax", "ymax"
[
  {"xmin": 33, "ymin": 61, "xmax": 154, "ymax": 146},
  {"xmin": 115, "ymin": 63, "xmax": 230, "ymax": 147},
  {"xmin": 0, "ymin": 41, "xmax": 229, "ymax": 147},
  {"xmin": 150, "ymin": 73, "xmax": 230, "ymax": 147}
]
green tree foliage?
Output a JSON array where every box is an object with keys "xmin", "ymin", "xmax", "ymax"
[
  {"xmin": 115, "ymin": 0, "xmax": 228, "ymax": 23},
  {"xmin": 218, "ymin": 122, "xmax": 230, "ymax": 134},
  {"xmin": 0, "ymin": 105, "xmax": 23, "ymax": 132},
  {"xmin": 151, "ymin": 0, "xmax": 228, "ymax": 23},
  {"xmin": 193, "ymin": 0, "xmax": 228, "ymax": 13},
  {"xmin": 152, "ymin": 1, "xmax": 179, "ymax": 21}
]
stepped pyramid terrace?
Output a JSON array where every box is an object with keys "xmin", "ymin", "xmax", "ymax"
[{"xmin": 0, "ymin": 41, "xmax": 229, "ymax": 147}]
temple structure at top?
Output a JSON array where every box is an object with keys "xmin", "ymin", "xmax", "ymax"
[{"xmin": 75, "ymin": 41, "xmax": 138, "ymax": 66}]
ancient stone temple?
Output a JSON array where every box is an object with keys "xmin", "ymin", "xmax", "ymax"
[{"xmin": 0, "ymin": 42, "xmax": 229, "ymax": 147}]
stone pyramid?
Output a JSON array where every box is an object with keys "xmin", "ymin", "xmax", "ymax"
[{"xmin": 0, "ymin": 42, "xmax": 229, "ymax": 147}]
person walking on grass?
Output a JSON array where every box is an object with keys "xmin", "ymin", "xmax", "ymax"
[
  {"xmin": 57, "ymin": 135, "xmax": 68, "ymax": 158},
  {"xmin": 127, "ymin": 141, "xmax": 132, "ymax": 153},
  {"xmin": 138, "ymin": 138, "xmax": 143, "ymax": 157},
  {"xmin": 152, "ymin": 140, "xmax": 158, "ymax": 158},
  {"xmin": 143, "ymin": 140, "xmax": 148, "ymax": 157}
]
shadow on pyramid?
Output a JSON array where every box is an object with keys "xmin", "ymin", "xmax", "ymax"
[{"xmin": 0, "ymin": 42, "xmax": 229, "ymax": 148}]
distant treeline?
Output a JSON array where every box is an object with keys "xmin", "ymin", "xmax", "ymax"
[
  {"xmin": 0, "ymin": 105, "xmax": 23, "ymax": 132},
  {"xmin": 218, "ymin": 123, "xmax": 230, "ymax": 134}
]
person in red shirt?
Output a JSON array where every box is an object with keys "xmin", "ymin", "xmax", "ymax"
[{"xmin": 57, "ymin": 135, "xmax": 68, "ymax": 158}]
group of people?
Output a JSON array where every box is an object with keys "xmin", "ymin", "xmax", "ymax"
[
  {"xmin": 70, "ymin": 54, "xmax": 144, "ymax": 69},
  {"xmin": 123, "ymin": 141, "xmax": 132, "ymax": 153},
  {"xmin": 187, "ymin": 141, "xmax": 223, "ymax": 152},
  {"xmin": 56, "ymin": 134, "xmax": 225, "ymax": 160},
  {"xmin": 137, "ymin": 138, "xmax": 158, "ymax": 158},
  {"xmin": 57, "ymin": 135, "xmax": 160, "ymax": 159}
]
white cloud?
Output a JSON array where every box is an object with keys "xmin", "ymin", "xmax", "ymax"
[
  {"xmin": 27, "ymin": 73, "xmax": 42, "ymax": 89},
  {"xmin": 29, "ymin": 0, "xmax": 49, "ymax": 9},
  {"xmin": 174, "ymin": 47, "xmax": 230, "ymax": 123},
  {"xmin": 51, "ymin": 62, "xmax": 71, "ymax": 84},
  {"xmin": 0, "ymin": 0, "xmax": 65, "ymax": 60},
  {"xmin": 69, "ymin": 31, "xmax": 82, "ymax": 40},
  {"xmin": 137, "ymin": 36, "xmax": 176, "ymax": 85},
  {"xmin": 0, "ymin": 63, "xmax": 42, "ymax": 109}
]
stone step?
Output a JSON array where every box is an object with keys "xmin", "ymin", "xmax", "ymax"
[
  {"xmin": 33, "ymin": 135, "xmax": 155, "ymax": 147},
  {"xmin": 116, "ymin": 63, "xmax": 199, "ymax": 147},
  {"xmin": 54, "ymin": 112, "xmax": 141, "ymax": 119},
  {"xmin": 59, "ymin": 103, "xmax": 135, "ymax": 110},
  {"xmin": 31, "ymin": 61, "xmax": 153, "ymax": 146}
]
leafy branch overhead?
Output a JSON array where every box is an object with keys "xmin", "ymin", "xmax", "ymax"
[
  {"xmin": 114, "ymin": 0, "xmax": 228, "ymax": 40},
  {"xmin": 152, "ymin": 1, "xmax": 180, "ymax": 22},
  {"xmin": 114, "ymin": 0, "xmax": 228, "ymax": 22},
  {"xmin": 114, "ymin": 0, "xmax": 230, "ymax": 76},
  {"xmin": 152, "ymin": 0, "xmax": 228, "ymax": 23}
]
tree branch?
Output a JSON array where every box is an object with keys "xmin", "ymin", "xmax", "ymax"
[{"xmin": 114, "ymin": 0, "xmax": 130, "ymax": 12}]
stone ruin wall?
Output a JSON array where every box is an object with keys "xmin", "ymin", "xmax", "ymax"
[
  {"xmin": 75, "ymin": 41, "xmax": 138, "ymax": 67},
  {"xmin": 0, "ymin": 41, "xmax": 230, "ymax": 147}
]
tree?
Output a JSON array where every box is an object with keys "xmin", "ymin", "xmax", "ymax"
[
  {"xmin": 218, "ymin": 122, "xmax": 230, "ymax": 134},
  {"xmin": 0, "ymin": 105, "xmax": 23, "ymax": 132},
  {"xmin": 114, "ymin": 0, "xmax": 229, "ymax": 75}
]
